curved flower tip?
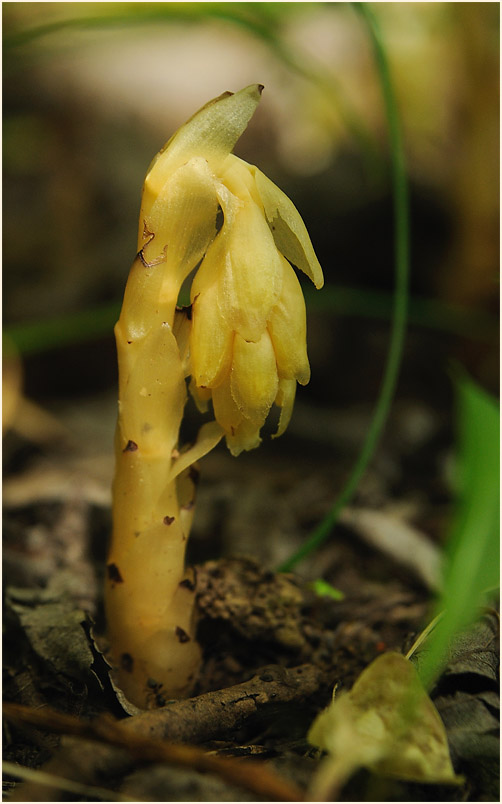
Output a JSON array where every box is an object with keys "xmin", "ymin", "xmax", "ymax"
[
  {"xmin": 273, "ymin": 379, "xmax": 297, "ymax": 440},
  {"xmin": 144, "ymin": 84, "xmax": 264, "ymax": 199},
  {"xmin": 251, "ymin": 166, "xmax": 324, "ymax": 290}
]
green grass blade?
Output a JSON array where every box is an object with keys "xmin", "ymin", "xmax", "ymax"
[
  {"xmin": 3, "ymin": 301, "xmax": 121, "ymax": 358},
  {"xmin": 3, "ymin": 4, "xmax": 277, "ymax": 49},
  {"xmin": 417, "ymin": 371, "xmax": 500, "ymax": 688},
  {"xmin": 304, "ymin": 285, "xmax": 496, "ymax": 341},
  {"xmin": 278, "ymin": 2, "xmax": 410, "ymax": 573},
  {"xmin": 309, "ymin": 578, "xmax": 345, "ymax": 601},
  {"xmin": 3, "ymin": 285, "xmax": 494, "ymax": 360}
]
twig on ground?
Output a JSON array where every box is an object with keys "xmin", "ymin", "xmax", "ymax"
[
  {"xmin": 127, "ymin": 663, "xmax": 325, "ymax": 742},
  {"xmin": 6, "ymin": 737, "xmax": 130, "ymax": 803},
  {"xmin": 2, "ymin": 760, "xmax": 134, "ymax": 802},
  {"xmin": 4, "ymin": 664, "xmax": 325, "ymax": 802}
]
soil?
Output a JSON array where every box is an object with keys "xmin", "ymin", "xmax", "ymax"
[{"xmin": 3, "ymin": 383, "xmax": 499, "ymax": 801}]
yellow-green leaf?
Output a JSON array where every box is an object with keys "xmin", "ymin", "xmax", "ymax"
[
  {"xmin": 147, "ymin": 84, "xmax": 263, "ymax": 179},
  {"xmin": 252, "ymin": 165, "xmax": 324, "ymax": 289},
  {"xmin": 268, "ymin": 256, "xmax": 310, "ymax": 384},
  {"xmin": 308, "ymin": 652, "xmax": 462, "ymax": 800},
  {"xmin": 230, "ymin": 331, "xmax": 278, "ymax": 422}
]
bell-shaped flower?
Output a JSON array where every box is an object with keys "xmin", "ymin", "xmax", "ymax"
[{"xmin": 189, "ymin": 144, "xmax": 323, "ymax": 455}]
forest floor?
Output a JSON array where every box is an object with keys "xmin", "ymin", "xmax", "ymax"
[{"xmin": 3, "ymin": 381, "xmax": 499, "ymax": 802}]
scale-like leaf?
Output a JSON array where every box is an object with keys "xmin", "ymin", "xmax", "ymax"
[{"xmin": 308, "ymin": 652, "xmax": 462, "ymax": 800}]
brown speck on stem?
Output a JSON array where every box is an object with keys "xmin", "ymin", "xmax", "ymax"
[
  {"xmin": 123, "ymin": 440, "xmax": 138, "ymax": 452},
  {"xmin": 120, "ymin": 653, "xmax": 134, "ymax": 672},
  {"xmin": 179, "ymin": 578, "xmax": 195, "ymax": 592},
  {"xmin": 107, "ymin": 563, "xmax": 124, "ymax": 583},
  {"xmin": 182, "ymin": 500, "xmax": 195, "ymax": 511},
  {"xmin": 137, "ymin": 244, "xmax": 168, "ymax": 268},
  {"xmin": 142, "ymin": 220, "xmax": 154, "ymax": 241},
  {"xmin": 163, "ymin": 515, "xmax": 175, "ymax": 526},
  {"xmin": 175, "ymin": 626, "xmax": 190, "ymax": 643}
]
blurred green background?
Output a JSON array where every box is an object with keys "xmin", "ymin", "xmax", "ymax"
[{"xmin": 3, "ymin": 1, "xmax": 499, "ymax": 414}]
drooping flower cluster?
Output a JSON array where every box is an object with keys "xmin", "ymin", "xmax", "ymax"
[
  {"xmin": 190, "ymin": 154, "xmax": 323, "ymax": 454},
  {"xmin": 138, "ymin": 85, "xmax": 323, "ymax": 456}
]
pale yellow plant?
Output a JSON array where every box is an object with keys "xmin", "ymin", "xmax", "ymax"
[{"xmin": 105, "ymin": 85, "xmax": 323, "ymax": 708}]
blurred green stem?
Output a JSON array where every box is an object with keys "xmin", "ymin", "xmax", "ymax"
[
  {"xmin": 417, "ymin": 370, "xmax": 500, "ymax": 688},
  {"xmin": 4, "ymin": 2, "xmax": 380, "ymax": 178},
  {"xmin": 3, "ymin": 301, "xmax": 121, "ymax": 358},
  {"xmin": 3, "ymin": 288, "xmax": 495, "ymax": 359},
  {"xmin": 278, "ymin": 2, "xmax": 410, "ymax": 573}
]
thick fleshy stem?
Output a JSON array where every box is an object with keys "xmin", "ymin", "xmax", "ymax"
[{"xmin": 105, "ymin": 248, "xmax": 223, "ymax": 706}]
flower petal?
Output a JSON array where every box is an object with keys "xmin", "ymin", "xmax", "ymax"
[
  {"xmin": 190, "ymin": 185, "xmax": 240, "ymax": 302},
  {"xmin": 173, "ymin": 307, "xmax": 192, "ymax": 378},
  {"xmin": 251, "ymin": 166, "xmax": 324, "ymax": 289},
  {"xmin": 188, "ymin": 377, "xmax": 211, "ymax": 413},
  {"xmin": 212, "ymin": 376, "xmax": 244, "ymax": 438},
  {"xmin": 225, "ymin": 416, "xmax": 262, "ymax": 456},
  {"xmin": 191, "ymin": 282, "xmax": 234, "ymax": 388},
  {"xmin": 273, "ymin": 378, "xmax": 296, "ymax": 439},
  {"xmin": 230, "ymin": 331, "xmax": 279, "ymax": 422},
  {"xmin": 219, "ymin": 154, "xmax": 262, "ymax": 204},
  {"xmin": 218, "ymin": 199, "xmax": 283, "ymax": 342},
  {"xmin": 140, "ymin": 157, "xmax": 219, "ymax": 292},
  {"xmin": 268, "ymin": 256, "xmax": 310, "ymax": 385}
]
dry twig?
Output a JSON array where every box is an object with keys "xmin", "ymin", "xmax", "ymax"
[
  {"xmin": 4, "ymin": 665, "xmax": 324, "ymax": 803},
  {"xmin": 128, "ymin": 662, "xmax": 325, "ymax": 742}
]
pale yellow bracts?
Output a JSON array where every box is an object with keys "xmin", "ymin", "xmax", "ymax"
[{"xmin": 105, "ymin": 85, "xmax": 323, "ymax": 708}]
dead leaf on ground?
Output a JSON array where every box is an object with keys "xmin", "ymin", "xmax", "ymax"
[
  {"xmin": 5, "ymin": 587, "xmax": 98, "ymax": 687},
  {"xmin": 307, "ymin": 652, "xmax": 462, "ymax": 801},
  {"xmin": 419, "ymin": 610, "xmax": 500, "ymax": 801},
  {"xmin": 339, "ymin": 506, "xmax": 442, "ymax": 591}
]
